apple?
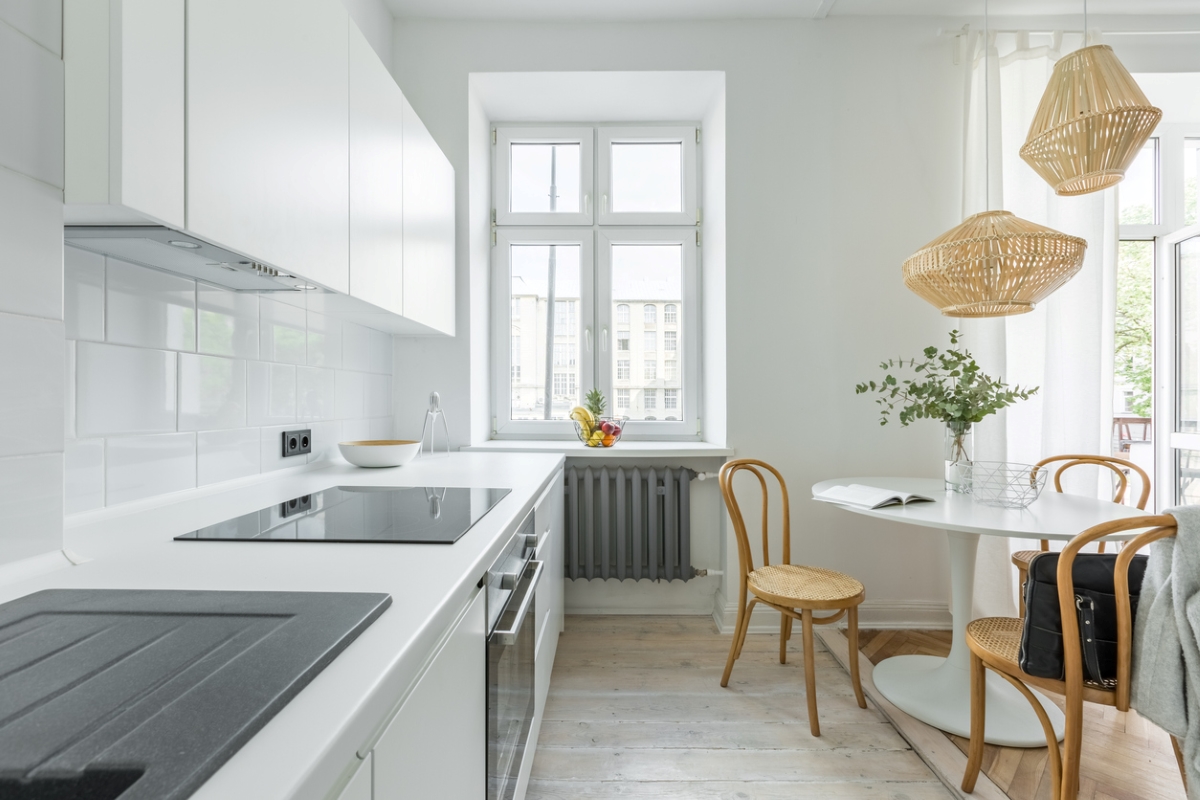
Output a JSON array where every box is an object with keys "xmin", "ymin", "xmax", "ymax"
[{"xmin": 600, "ymin": 421, "xmax": 614, "ymax": 435}]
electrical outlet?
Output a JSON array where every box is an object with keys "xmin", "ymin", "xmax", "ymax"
[
  {"xmin": 282, "ymin": 429, "xmax": 311, "ymax": 458},
  {"xmin": 279, "ymin": 494, "xmax": 312, "ymax": 518}
]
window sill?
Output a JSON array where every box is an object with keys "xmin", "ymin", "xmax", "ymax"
[{"xmin": 460, "ymin": 440, "xmax": 733, "ymax": 459}]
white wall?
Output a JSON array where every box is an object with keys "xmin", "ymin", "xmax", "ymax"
[
  {"xmin": 0, "ymin": 2, "xmax": 65, "ymax": 566},
  {"xmin": 339, "ymin": 0, "xmax": 393, "ymax": 65},
  {"xmin": 63, "ymin": 251, "xmax": 395, "ymax": 512},
  {"xmin": 391, "ymin": 17, "xmax": 962, "ymax": 626}
]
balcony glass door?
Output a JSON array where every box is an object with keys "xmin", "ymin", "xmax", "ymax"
[{"xmin": 1156, "ymin": 225, "xmax": 1200, "ymax": 507}]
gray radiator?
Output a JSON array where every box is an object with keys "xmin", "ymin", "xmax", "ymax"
[{"xmin": 564, "ymin": 466, "xmax": 694, "ymax": 582}]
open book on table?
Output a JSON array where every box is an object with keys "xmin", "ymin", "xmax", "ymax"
[{"xmin": 813, "ymin": 483, "xmax": 934, "ymax": 510}]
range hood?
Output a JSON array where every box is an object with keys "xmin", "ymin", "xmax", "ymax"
[{"xmin": 64, "ymin": 226, "xmax": 314, "ymax": 293}]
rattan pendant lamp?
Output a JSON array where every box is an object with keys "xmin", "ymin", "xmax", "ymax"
[
  {"xmin": 902, "ymin": 1, "xmax": 1087, "ymax": 318},
  {"xmin": 1020, "ymin": 1, "xmax": 1161, "ymax": 195}
]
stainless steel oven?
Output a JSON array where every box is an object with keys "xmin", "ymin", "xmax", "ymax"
[{"xmin": 486, "ymin": 513, "xmax": 543, "ymax": 800}]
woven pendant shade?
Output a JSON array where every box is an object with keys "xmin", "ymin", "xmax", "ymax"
[
  {"xmin": 902, "ymin": 211, "xmax": 1087, "ymax": 318},
  {"xmin": 1020, "ymin": 45, "xmax": 1162, "ymax": 196}
]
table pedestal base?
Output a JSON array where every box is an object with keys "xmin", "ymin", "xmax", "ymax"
[{"xmin": 874, "ymin": 654, "xmax": 1064, "ymax": 747}]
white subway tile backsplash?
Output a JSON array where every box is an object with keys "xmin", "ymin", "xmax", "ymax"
[
  {"xmin": 365, "ymin": 373, "xmax": 391, "ymax": 418},
  {"xmin": 369, "ymin": 417, "xmax": 394, "ymax": 440},
  {"xmin": 0, "ymin": 312, "xmax": 63, "ymax": 457},
  {"xmin": 106, "ymin": 432, "xmax": 195, "ymax": 505},
  {"xmin": 64, "ymin": 340, "xmax": 75, "ymax": 439},
  {"xmin": 335, "ymin": 370, "xmax": 364, "ymax": 420},
  {"xmin": 179, "ymin": 353, "xmax": 246, "ymax": 431},
  {"xmin": 0, "ymin": 452, "xmax": 62, "ymax": 562},
  {"xmin": 306, "ymin": 310, "xmax": 342, "ymax": 369},
  {"xmin": 76, "ymin": 342, "xmax": 176, "ymax": 436},
  {"xmin": 64, "ymin": 246, "xmax": 103, "ymax": 340},
  {"xmin": 106, "ymin": 258, "xmax": 196, "ymax": 351},
  {"xmin": 341, "ymin": 418, "xmax": 369, "ymax": 443},
  {"xmin": 64, "ymin": 438, "xmax": 104, "ymax": 514},
  {"xmin": 368, "ymin": 329, "xmax": 392, "ymax": 374},
  {"xmin": 306, "ymin": 420, "xmax": 341, "ymax": 464},
  {"xmin": 0, "ymin": 166, "xmax": 63, "ymax": 320},
  {"xmin": 197, "ymin": 429, "xmax": 259, "ymax": 486},
  {"xmin": 0, "ymin": 22, "xmax": 63, "ymax": 188},
  {"xmin": 297, "ymin": 367, "xmax": 335, "ymax": 421},
  {"xmin": 198, "ymin": 286, "xmax": 258, "ymax": 359},
  {"xmin": 260, "ymin": 298, "xmax": 306, "ymax": 364},
  {"xmin": 342, "ymin": 322, "xmax": 371, "ymax": 372},
  {"xmin": 247, "ymin": 361, "xmax": 296, "ymax": 426}
]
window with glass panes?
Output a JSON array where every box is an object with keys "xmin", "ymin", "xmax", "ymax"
[{"xmin": 493, "ymin": 124, "xmax": 699, "ymax": 438}]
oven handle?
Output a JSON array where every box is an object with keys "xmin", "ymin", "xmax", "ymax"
[{"xmin": 491, "ymin": 560, "xmax": 544, "ymax": 646}]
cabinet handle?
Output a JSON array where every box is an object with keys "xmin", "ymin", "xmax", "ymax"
[{"xmin": 491, "ymin": 561, "xmax": 544, "ymax": 645}]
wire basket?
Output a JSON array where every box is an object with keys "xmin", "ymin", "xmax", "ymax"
[
  {"xmin": 971, "ymin": 461, "xmax": 1048, "ymax": 509},
  {"xmin": 573, "ymin": 416, "xmax": 628, "ymax": 448}
]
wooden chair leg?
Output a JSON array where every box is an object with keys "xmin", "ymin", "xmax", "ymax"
[
  {"xmin": 962, "ymin": 651, "xmax": 987, "ymax": 793},
  {"xmin": 721, "ymin": 591, "xmax": 749, "ymax": 688},
  {"xmin": 801, "ymin": 609, "xmax": 820, "ymax": 736},
  {"xmin": 779, "ymin": 614, "xmax": 789, "ymax": 664},
  {"xmin": 847, "ymin": 605, "xmax": 866, "ymax": 709},
  {"xmin": 1060, "ymin": 693, "xmax": 1085, "ymax": 800},
  {"xmin": 1171, "ymin": 735, "xmax": 1187, "ymax": 792},
  {"xmin": 785, "ymin": 614, "xmax": 793, "ymax": 641},
  {"xmin": 993, "ymin": 672, "xmax": 1062, "ymax": 800},
  {"xmin": 735, "ymin": 598, "xmax": 757, "ymax": 660}
]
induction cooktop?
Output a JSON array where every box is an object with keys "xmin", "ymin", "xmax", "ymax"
[{"xmin": 175, "ymin": 486, "xmax": 510, "ymax": 544}]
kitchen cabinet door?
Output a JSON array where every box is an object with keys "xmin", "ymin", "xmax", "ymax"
[
  {"xmin": 348, "ymin": 23, "xmax": 403, "ymax": 317},
  {"xmin": 186, "ymin": 0, "xmax": 349, "ymax": 293},
  {"xmin": 401, "ymin": 94, "xmax": 455, "ymax": 335},
  {"xmin": 373, "ymin": 588, "xmax": 485, "ymax": 800}
]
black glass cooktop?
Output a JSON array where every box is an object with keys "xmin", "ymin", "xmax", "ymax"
[{"xmin": 175, "ymin": 486, "xmax": 510, "ymax": 544}]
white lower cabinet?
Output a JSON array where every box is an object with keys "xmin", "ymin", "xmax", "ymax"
[
  {"xmin": 371, "ymin": 588, "xmax": 486, "ymax": 799},
  {"xmin": 335, "ymin": 752, "xmax": 372, "ymax": 800}
]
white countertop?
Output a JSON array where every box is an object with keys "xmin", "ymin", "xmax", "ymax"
[
  {"xmin": 0, "ymin": 452, "xmax": 565, "ymax": 800},
  {"xmin": 461, "ymin": 439, "xmax": 733, "ymax": 459}
]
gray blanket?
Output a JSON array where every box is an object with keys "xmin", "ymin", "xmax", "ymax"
[{"xmin": 1131, "ymin": 505, "xmax": 1198, "ymax": 797}]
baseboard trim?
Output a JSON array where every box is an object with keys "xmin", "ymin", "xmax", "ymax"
[
  {"xmin": 815, "ymin": 628, "xmax": 1008, "ymax": 800},
  {"xmin": 564, "ymin": 575, "xmax": 721, "ymax": 615},
  {"xmin": 712, "ymin": 596, "xmax": 952, "ymax": 634}
]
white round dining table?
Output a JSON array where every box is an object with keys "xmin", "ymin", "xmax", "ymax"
[{"xmin": 811, "ymin": 476, "xmax": 1148, "ymax": 747}]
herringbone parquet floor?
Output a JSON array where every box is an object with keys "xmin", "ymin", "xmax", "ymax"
[{"xmin": 857, "ymin": 629, "xmax": 1187, "ymax": 800}]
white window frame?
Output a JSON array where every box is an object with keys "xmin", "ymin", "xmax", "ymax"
[
  {"xmin": 492, "ymin": 228, "xmax": 595, "ymax": 438},
  {"xmin": 596, "ymin": 227, "xmax": 700, "ymax": 439},
  {"xmin": 494, "ymin": 127, "xmax": 594, "ymax": 226},
  {"xmin": 597, "ymin": 126, "xmax": 698, "ymax": 226}
]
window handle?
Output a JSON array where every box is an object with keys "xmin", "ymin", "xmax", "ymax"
[
  {"xmin": 602, "ymin": 194, "xmax": 608, "ymax": 213},
  {"xmin": 585, "ymin": 327, "xmax": 592, "ymax": 353},
  {"xmin": 601, "ymin": 327, "xmax": 608, "ymax": 352},
  {"xmin": 584, "ymin": 193, "xmax": 591, "ymax": 215}
]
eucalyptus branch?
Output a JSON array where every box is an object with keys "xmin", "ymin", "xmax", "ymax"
[{"xmin": 855, "ymin": 330, "xmax": 1038, "ymax": 428}]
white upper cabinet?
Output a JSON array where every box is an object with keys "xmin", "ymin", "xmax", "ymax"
[
  {"xmin": 348, "ymin": 24, "xmax": 403, "ymax": 318},
  {"xmin": 64, "ymin": 0, "xmax": 185, "ymax": 227},
  {"xmin": 186, "ymin": 0, "xmax": 350, "ymax": 294},
  {"xmin": 402, "ymin": 94, "xmax": 456, "ymax": 336}
]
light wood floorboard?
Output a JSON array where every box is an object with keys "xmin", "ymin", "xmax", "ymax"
[
  {"xmin": 527, "ymin": 616, "xmax": 954, "ymax": 800},
  {"xmin": 855, "ymin": 629, "xmax": 1187, "ymax": 800}
]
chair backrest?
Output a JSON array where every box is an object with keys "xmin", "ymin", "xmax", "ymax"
[
  {"xmin": 1030, "ymin": 454, "xmax": 1151, "ymax": 552},
  {"xmin": 719, "ymin": 459, "xmax": 791, "ymax": 583},
  {"xmin": 1055, "ymin": 513, "xmax": 1176, "ymax": 711}
]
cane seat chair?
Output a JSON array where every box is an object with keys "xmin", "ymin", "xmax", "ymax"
[
  {"xmin": 718, "ymin": 459, "xmax": 868, "ymax": 736},
  {"xmin": 962, "ymin": 515, "xmax": 1187, "ymax": 800},
  {"xmin": 1012, "ymin": 455, "xmax": 1150, "ymax": 616}
]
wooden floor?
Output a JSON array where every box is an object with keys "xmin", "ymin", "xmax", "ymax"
[
  {"xmin": 857, "ymin": 629, "xmax": 1187, "ymax": 800},
  {"xmin": 526, "ymin": 616, "xmax": 954, "ymax": 799}
]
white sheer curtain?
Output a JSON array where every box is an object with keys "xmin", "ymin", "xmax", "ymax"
[{"xmin": 961, "ymin": 31, "xmax": 1119, "ymax": 618}]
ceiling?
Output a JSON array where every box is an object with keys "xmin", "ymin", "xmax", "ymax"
[{"xmin": 383, "ymin": 0, "xmax": 1200, "ymax": 21}]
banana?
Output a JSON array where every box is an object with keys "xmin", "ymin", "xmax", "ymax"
[{"xmin": 570, "ymin": 406, "xmax": 595, "ymax": 438}]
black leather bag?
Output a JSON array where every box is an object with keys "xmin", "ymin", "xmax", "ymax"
[{"xmin": 1018, "ymin": 551, "xmax": 1148, "ymax": 684}]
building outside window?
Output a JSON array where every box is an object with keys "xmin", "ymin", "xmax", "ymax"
[
  {"xmin": 617, "ymin": 331, "xmax": 630, "ymax": 351},
  {"xmin": 664, "ymin": 360, "xmax": 677, "ymax": 380},
  {"xmin": 553, "ymin": 342, "xmax": 575, "ymax": 367},
  {"xmin": 616, "ymin": 389, "xmax": 630, "ymax": 410},
  {"xmin": 664, "ymin": 303, "xmax": 677, "ymax": 324},
  {"xmin": 555, "ymin": 299, "xmax": 575, "ymax": 332},
  {"xmin": 664, "ymin": 331, "xmax": 677, "ymax": 351},
  {"xmin": 643, "ymin": 331, "xmax": 656, "ymax": 352},
  {"xmin": 617, "ymin": 303, "xmax": 630, "ymax": 325},
  {"xmin": 644, "ymin": 360, "xmax": 656, "ymax": 380},
  {"xmin": 510, "ymin": 335, "xmax": 521, "ymax": 381},
  {"xmin": 617, "ymin": 360, "xmax": 630, "ymax": 380},
  {"xmin": 644, "ymin": 389, "xmax": 657, "ymax": 410},
  {"xmin": 665, "ymin": 389, "xmax": 678, "ymax": 410},
  {"xmin": 553, "ymin": 371, "xmax": 576, "ymax": 397},
  {"xmin": 643, "ymin": 304, "xmax": 656, "ymax": 325}
]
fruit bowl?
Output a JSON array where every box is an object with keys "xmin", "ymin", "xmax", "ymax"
[{"xmin": 573, "ymin": 416, "xmax": 627, "ymax": 447}]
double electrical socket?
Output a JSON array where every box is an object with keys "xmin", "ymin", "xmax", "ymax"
[{"xmin": 282, "ymin": 429, "xmax": 312, "ymax": 458}]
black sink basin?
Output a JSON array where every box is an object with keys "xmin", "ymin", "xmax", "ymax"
[
  {"xmin": 0, "ymin": 769, "xmax": 143, "ymax": 800},
  {"xmin": 0, "ymin": 589, "xmax": 390, "ymax": 800}
]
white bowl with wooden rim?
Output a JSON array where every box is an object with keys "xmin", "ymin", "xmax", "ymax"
[{"xmin": 337, "ymin": 440, "xmax": 421, "ymax": 468}]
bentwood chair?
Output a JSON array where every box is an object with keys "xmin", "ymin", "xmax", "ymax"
[
  {"xmin": 718, "ymin": 459, "xmax": 867, "ymax": 736},
  {"xmin": 1013, "ymin": 455, "xmax": 1150, "ymax": 616},
  {"xmin": 962, "ymin": 514, "xmax": 1187, "ymax": 800}
]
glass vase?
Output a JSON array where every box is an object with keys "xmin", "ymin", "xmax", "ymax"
[{"xmin": 944, "ymin": 422, "xmax": 973, "ymax": 493}]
